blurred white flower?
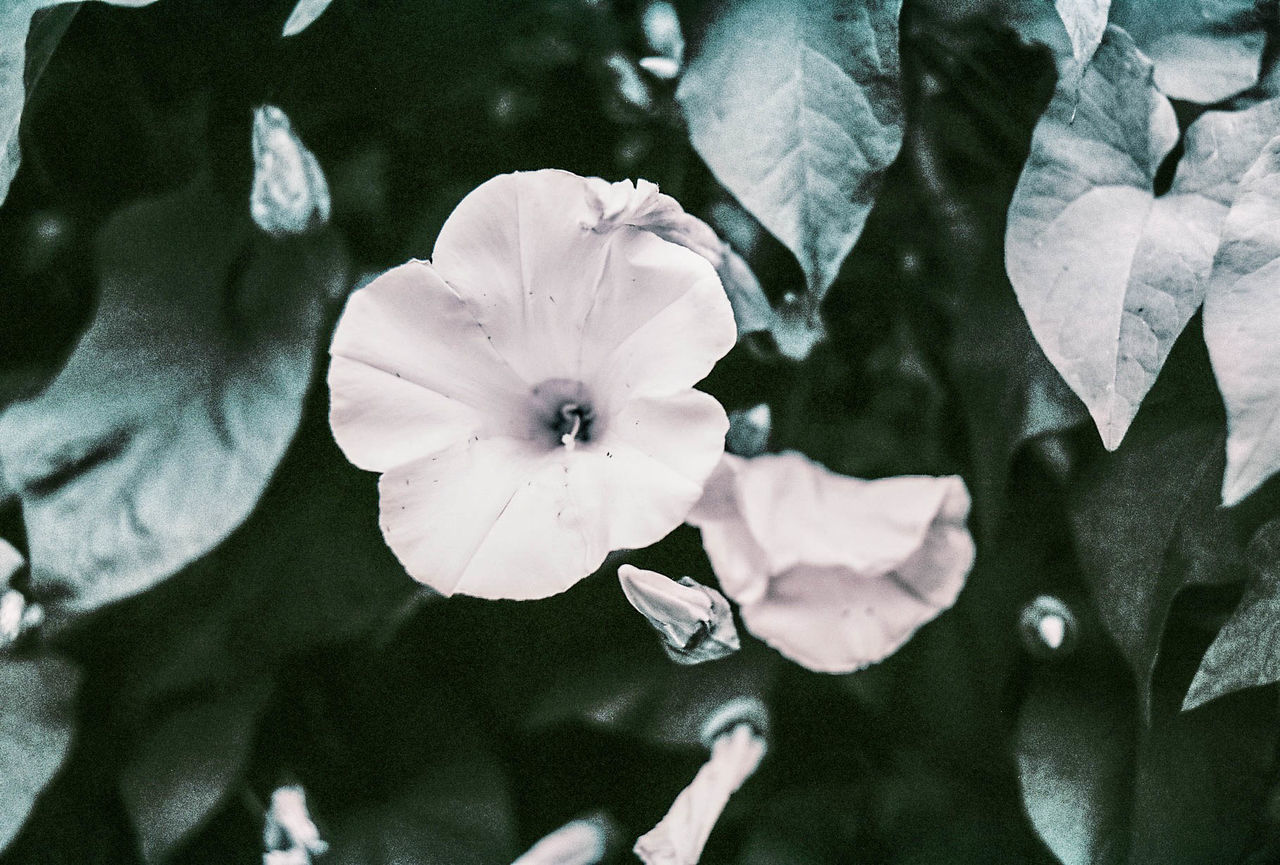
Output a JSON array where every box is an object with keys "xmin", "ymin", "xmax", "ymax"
[
  {"xmin": 250, "ymin": 105, "xmax": 330, "ymax": 237},
  {"xmin": 328, "ymin": 170, "xmax": 735, "ymax": 600},
  {"xmin": 618, "ymin": 564, "xmax": 739, "ymax": 664},
  {"xmin": 511, "ymin": 812, "xmax": 618, "ymax": 865},
  {"xmin": 687, "ymin": 452, "xmax": 974, "ymax": 673},
  {"xmin": 0, "ymin": 539, "xmax": 41, "ymax": 649},
  {"xmin": 263, "ymin": 785, "xmax": 327, "ymax": 865}
]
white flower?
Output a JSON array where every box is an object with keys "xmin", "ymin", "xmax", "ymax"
[
  {"xmin": 328, "ymin": 170, "xmax": 736, "ymax": 600},
  {"xmin": 686, "ymin": 452, "xmax": 974, "ymax": 674}
]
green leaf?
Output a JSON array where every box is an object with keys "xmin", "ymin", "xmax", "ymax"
[
  {"xmin": 0, "ymin": 655, "xmax": 79, "ymax": 853},
  {"xmin": 0, "ymin": 0, "xmax": 162, "ymax": 210},
  {"xmin": 117, "ymin": 675, "xmax": 272, "ymax": 863},
  {"xmin": 1054, "ymin": 0, "xmax": 1110, "ymax": 68},
  {"xmin": 1202, "ymin": 136, "xmax": 1280, "ymax": 506},
  {"xmin": 1016, "ymin": 666, "xmax": 1134, "ymax": 865},
  {"xmin": 1109, "ymin": 0, "xmax": 1265, "ymax": 103},
  {"xmin": 1006, "ymin": 26, "xmax": 1280, "ymax": 450},
  {"xmin": 317, "ymin": 717, "xmax": 518, "ymax": 865},
  {"xmin": 1066, "ymin": 320, "xmax": 1243, "ymax": 714},
  {"xmin": 0, "ymin": 176, "xmax": 343, "ymax": 619},
  {"xmin": 677, "ymin": 0, "xmax": 903, "ymax": 358},
  {"xmin": 1184, "ymin": 519, "xmax": 1280, "ymax": 710}
]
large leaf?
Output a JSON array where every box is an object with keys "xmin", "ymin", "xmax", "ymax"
[
  {"xmin": 117, "ymin": 675, "xmax": 272, "ymax": 863},
  {"xmin": 1184, "ymin": 518, "xmax": 1280, "ymax": 710},
  {"xmin": 677, "ymin": 0, "xmax": 903, "ymax": 357},
  {"xmin": 0, "ymin": 0, "xmax": 161, "ymax": 209},
  {"xmin": 0, "ymin": 655, "xmax": 79, "ymax": 853},
  {"xmin": 1066, "ymin": 321, "xmax": 1242, "ymax": 714},
  {"xmin": 1007, "ymin": 26, "xmax": 1280, "ymax": 450},
  {"xmin": 1017, "ymin": 638, "xmax": 1277, "ymax": 865},
  {"xmin": 1202, "ymin": 136, "xmax": 1280, "ymax": 506},
  {"xmin": 1109, "ymin": 0, "xmax": 1265, "ymax": 104},
  {"xmin": 1017, "ymin": 666, "xmax": 1134, "ymax": 865},
  {"xmin": 0, "ymin": 177, "xmax": 342, "ymax": 619}
]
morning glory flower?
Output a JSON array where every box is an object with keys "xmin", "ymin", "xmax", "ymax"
[
  {"xmin": 686, "ymin": 452, "xmax": 974, "ymax": 674},
  {"xmin": 328, "ymin": 170, "xmax": 735, "ymax": 600}
]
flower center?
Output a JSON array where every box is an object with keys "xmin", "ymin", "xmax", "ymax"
[{"xmin": 529, "ymin": 379, "xmax": 599, "ymax": 451}]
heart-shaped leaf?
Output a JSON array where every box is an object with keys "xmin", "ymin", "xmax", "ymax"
[
  {"xmin": 677, "ymin": 0, "xmax": 904, "ymax": 358},
  {"xmin": 1202, "ymin": 136, "xmax": 1280, "ymax": 506},
  {"xmin": 0, "ymin": 177, "xmax": 343, "ymax": 618},
  {"xmin": 0, "ymin": 655, "xmax": 79, "ymax": 853},
  {"xmin": 1109, "ymin": 0, "xmax": 1266, "ymax": 104},
  {"xmin": 1017, "ymin": 667, "xmax": 1134, "ymax": 865},
  {"xmin": 0, "ymin": 0, "xmax": 162, "ymax": 210},
  {"xmin": 117, "ymin": 675, "xmax": 272, "ymax": 863},
  {"xmin": 1007, "ymin": 26, "xmax": 1280, "ymax": 450},
  {"xmin": 1184, "ymin": 518, "xmax": 1280, "ymax": 710}
]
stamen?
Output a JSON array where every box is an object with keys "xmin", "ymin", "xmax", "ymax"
[{"xmin": 557, "ymin": 402, "xmax": 591, "ymax": 450}]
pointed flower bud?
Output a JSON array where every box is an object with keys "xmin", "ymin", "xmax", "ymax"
[
  {"xmin": 263, "ymin": 785, "xmax": 328, "ymax": 864},
  {"xmin": 604, "ymin": 53, "xmax": 652, "ymax": 111},
  {"xmin": 511, "ymin": 812, "xmax": 618, "ymax": 865},
  {"xmin": 250, "ymin": 105, "xmax": 331, "ymax": 238},
  {"xmin": 619, "ymin": 565, "xmax": 739, "ymax": 665},
  {"xmin": 725, "ymin": 404, "xmax": 771, "ymax": 457},
  {"xmin": 633, "ymin": 720, "xmax": 766, "ymax": 865}
]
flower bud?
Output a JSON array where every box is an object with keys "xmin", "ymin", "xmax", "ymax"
[
  {"xmin": 618, "ymin": 565, "xmax": 739, "ymax": 665},
  {"xmin": 250, "ymin": 105, "xmax": 331, "ymax": 238}
]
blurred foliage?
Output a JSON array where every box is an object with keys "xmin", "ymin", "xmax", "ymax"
[{"xmin": 2, "ymin": 1, "xmax": 1280, "ymax": 864}]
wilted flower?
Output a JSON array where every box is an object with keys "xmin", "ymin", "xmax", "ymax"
[
  {"xmin": 618, "ymin": 564, "xmax": 740, "ymax": 664},
  {"xmin": 686, "ymin": 452, "xmax": 974, "ymax": 674},
  {"xmin": 328, "ymin": 170, "xmax": 735, "ymax": 600}
]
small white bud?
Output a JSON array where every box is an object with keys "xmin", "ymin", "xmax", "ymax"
[
  {"xmin": 618, "ymin": 565, "xmax": 739, "ymax": 665},
  {"xmin": 604, "ymin": 54, "xmax": 652, "ymax": 111},
  {"xmin": 726, "ymin": 404, "xmax": 771, "ymax": 457},
  {"xmin": 250, "ymin": 105, "xmax": 331, "ymax": 238},
  {"xmin": 1018, "ymin": 595, "xmax": 1078, "ymax": 658},
  {"xmin": 638, "ymin": 56, "xmax": 681, "ymax": 80}
]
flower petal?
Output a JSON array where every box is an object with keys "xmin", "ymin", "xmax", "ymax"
[
  {"xmin": 430, "ymin": 170, "xmax": 611, "ymax": 384},
  {"xmin": 581, "ymin": 390, "xmax": 728, "ymax": 551},
  {"xmin": 738, "ymin": 560, "xmax": 958, "ymax": 674},
  {"xmin": 732, "ymin": 452, "xmax": 970, "ymax": 579},
  {"xmin": 588, "ymin": 239, "xmax": 735, "ymax": 400},
  {"xmin": 378, "ymin": 437, "xmax": 603, "ymax": 600},
  {"xmin": 328, "ymin": 260, "xmax": 529, "ymax": 471},
  {"xmin": 431, "ymin": 170, "xmax": 735, "ymax": 394},
  {"xmin": 685, "ymin": 458, "xmax": 771, "ymax": 606}
]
